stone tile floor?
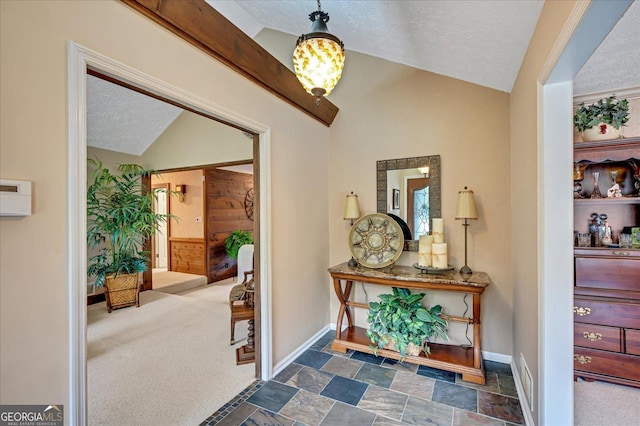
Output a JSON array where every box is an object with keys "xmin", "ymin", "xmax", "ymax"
[{"xmin": 202, "ymin": 332, "xmax": 524, "ymax": 425}]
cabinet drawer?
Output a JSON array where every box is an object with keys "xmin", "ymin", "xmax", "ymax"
[
  {"xmin": 575, "ymin": 256, "xmax": 640, "ymax": 292},
  {"xmin": 574, "ymin": 323, "xmax": 621, "ymax": 352},
  {"xmin": 574, "ymin": 297, "xmax": 640, "ymax": 329},
  {"xmin": 626, "ymin": 329, "xmax": 640, "ymax": 356},
  {"xmin": 574, "ymin": 347, "xmax": 640, "ymax": 382}
]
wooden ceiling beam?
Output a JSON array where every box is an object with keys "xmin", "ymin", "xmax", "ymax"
[{"xmin": 121, "ymin": 0, "xmax": 339, "ymax": 126}]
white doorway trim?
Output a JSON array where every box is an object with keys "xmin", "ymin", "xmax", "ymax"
[
  {"xmin": 67, "ymin": 41, "xmax": 273, "ymax": 426},
  {"xmin": 535, "ymin": 1, "xmax": 633, "ymax": 423}
]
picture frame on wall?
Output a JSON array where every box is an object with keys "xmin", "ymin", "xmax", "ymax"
[{"xmin": 392, "ymin": 189, "xmax": 400, "ymax": 209}]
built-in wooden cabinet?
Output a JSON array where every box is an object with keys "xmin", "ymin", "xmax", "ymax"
[{"xmin": 573, "ymin": 137, "xmax": 640, "ymax": 388}]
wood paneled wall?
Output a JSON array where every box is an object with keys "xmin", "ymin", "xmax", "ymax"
[
  {"xmin": 206, "ymin": 169, "xmax": 254, "ymax": 283},
  {"xmin": 169, "ymin": 237, "xmax": 206, "ymax": 276}
]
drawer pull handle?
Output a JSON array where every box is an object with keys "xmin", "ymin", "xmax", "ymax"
[
  {"xmin": 574, "ymin": 355, "xmax": 592, "ymax": 364},
  {"xmin": 573, "ymin": 306, "xmax": 591, "ymax": 316},
  {"xmin": 612, "ymin": 251, "xmax": 630, "ymax": 256},
  {"xmin": 582, "ymin": 332, "xmax": 602, "ymax": 342}
]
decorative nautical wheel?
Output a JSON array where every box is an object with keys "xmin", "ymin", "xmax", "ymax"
[{"xmin": 244, "ymin": 188, "xmax": 254, "ymax": 220}]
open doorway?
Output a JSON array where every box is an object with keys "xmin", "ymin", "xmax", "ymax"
[
  {"xmin": 152, "ymin": 183, "xmax": 169, "ymax": 270},
  {"xmin": 74, "ymin": 55, "xmax": 264, "ymax": 420}
]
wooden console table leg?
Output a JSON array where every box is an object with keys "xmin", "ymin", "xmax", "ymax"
[
  {"xmin": 472, "ymin": 293, "xmax": 482, "ymax": 370},
  {"xmin": 333, "ymin": 278, "xmax": 354, "ymax": 337},
  {"xmin": 462, "ymin": 293, "xmax": 485, "ymax": 384}
]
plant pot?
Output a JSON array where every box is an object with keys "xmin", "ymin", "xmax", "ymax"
[
  {"xmin": 581, "ymin": 123, "xmax": 621, "ymax": 142},
  {"xmin": 104, "ymin": 273, "xmax": 140, "ymax": 313},
  {"xmin": 382, "ymin": 336, "xmax": 423, "ymax": 357}
]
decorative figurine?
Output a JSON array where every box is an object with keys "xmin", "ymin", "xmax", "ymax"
[
  {"xmin": 602, "ymin": 221, "xmax": 613, "ymax": 246},
  {"xmin": 573, "ymin": 163, "xmax": 588, "ymax": 199},
  {"xmin": 607, "ymin": 184, "xmax": 623, "ymax": 198},
  {"xmin": 607, "ymin": 170, "xmax": 623, "ymax": 198},
  {"xmin": 629, "ymin": 160, "xmax": 640, "ymax": 196}
]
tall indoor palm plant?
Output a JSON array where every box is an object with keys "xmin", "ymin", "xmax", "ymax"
[{"xmin": 87, "ymin": 158, "xmax": 171, "ymax": 311}]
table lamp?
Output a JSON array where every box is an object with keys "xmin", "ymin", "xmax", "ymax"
[
  {"xmin": 455, "ymin": 186, "xmax": 478, "ymax": 275},
  {"xmin": 344, "ymin": 192, "xmax": 361, "ymax": 266}
]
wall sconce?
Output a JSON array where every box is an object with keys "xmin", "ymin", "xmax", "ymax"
[
  {"xmin": 418, "ymin": 166, "xmax": 430, "ymax": 178},
  {"xmin": 455, "ymin": 186, "xmax": 478, "ymax": 275},
  {"xmin": 175, "ymin": 184, "xmax": 186, "ymax": 203},
  {"xmin": 343, "ymin": 191, "xmax": 361, "ymax": 225}
]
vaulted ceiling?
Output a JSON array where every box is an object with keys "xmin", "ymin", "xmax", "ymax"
[{"xmin": 87, "ymin": 0, "xmax": 639, "ymax": 155}]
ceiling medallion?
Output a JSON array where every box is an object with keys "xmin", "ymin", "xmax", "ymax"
[
  {"xmin": 349, "ymin": 213, "xmax": 404, "ymax": 269},
  {"xmin": 244, "ymin": 188, "xmax": 254, "ymax": 221}
]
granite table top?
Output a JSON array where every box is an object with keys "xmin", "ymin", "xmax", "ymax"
[{"xmin": 328, "ymin": 262, "xmax": 490, "ymax": 289}]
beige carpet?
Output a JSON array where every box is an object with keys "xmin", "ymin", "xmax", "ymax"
[
  {"xmin": 152, "ymin": 269, "xmax": 208, "ymax": 294},
  {"xmin": 88, "ymin": 281, "xmax": 255, "ymax": 426},
  {"xmin": 575, "ymin": 379, "xmax": 640, "ymax": 426}
]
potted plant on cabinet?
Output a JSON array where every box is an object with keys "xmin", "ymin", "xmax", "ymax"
[
  {"xmin": 225, "ymin": 230, "xmax": 254, "ymax": 260},
  {"xmin": 87, "ymin": 158, "xmax": 172, "ymax": 312},
  {"xmin": 574, "ymin": 95, "xmax": 629, "ymax": 142},
  {"xmin": 366, "ymin": 287, "xmax": 449, "ymax": 358}
]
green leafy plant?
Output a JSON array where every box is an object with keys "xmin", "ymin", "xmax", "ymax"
[
  {"xmin": 573, "ymin": 95, "xmax": 629, "ymax": 132},
  {"xmin": 225, "ymin": 230, "xmax": 254, "ymax": 260},
  {"xmin": 366, "ymin": 287, "xmax": 448, "ymax": 358},
  {"xmin": 87, "ymin": 158, "xmax": 172, "ymax": 287}
]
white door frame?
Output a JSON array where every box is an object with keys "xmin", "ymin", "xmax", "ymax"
[
  {"xmin": 67, "ymin": 41, "xmax": 273, "ymax": 425},
  {"xmin": 153, "ymin": 187, "xmax": 168, "ymax": 269},
  {"xmin": 536, "ymin": 1, "xmax": 633, "ymax": 423}
]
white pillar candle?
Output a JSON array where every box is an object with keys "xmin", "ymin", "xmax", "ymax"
[
  {"xmin": 432, "ymin": 243, "xmax": 448, "ymax": 269},
  {"xmin": 418, "ymin": 235, "xmax": 433, "ymax": 267},
  {"xmin": 432, "ymin": 218, "xmax": 444, "ymax": 243}
]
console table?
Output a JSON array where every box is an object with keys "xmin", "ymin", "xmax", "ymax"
[{"xmin": 329, "ymin": 262, "xmax": 490, "ymax": 384}]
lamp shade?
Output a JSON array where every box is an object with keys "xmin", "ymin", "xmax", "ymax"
[
  {"xmin": 344, "ymin": 192, "xmax": 361, "ymax": 220},
  {"xmin": 293, "ymin": 6, "xmax": 344, "ymax": 103},
  {"xmin": 455, "ymin": 187, "xmax": 478, "ymax": 220}
]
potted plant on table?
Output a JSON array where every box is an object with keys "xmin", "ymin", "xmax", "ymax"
[
  {"xmin": 574, "ymin": 95, "xmax": 629, "ymax": 142},
  {"xmin": 366, "ymin": 287, "xmax": 449, "ymax": 358},
  {"xmin": 87, "ymin": 158, "xmax": 172, "ymax": 312}
]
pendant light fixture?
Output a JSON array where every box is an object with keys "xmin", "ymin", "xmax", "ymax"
[{"xmin": 293, "ymin": 0, "xmax": 345, "ymax": 105}]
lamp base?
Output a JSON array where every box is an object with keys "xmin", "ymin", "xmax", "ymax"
[
  {"xmin": 348, "ymin": 257, "xmax": 358, "ymax": 267},
  {"xmin": 460, "ymin": 265, "xmax": 472, "ymax": 275}
]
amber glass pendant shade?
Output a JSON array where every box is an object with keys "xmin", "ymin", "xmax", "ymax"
[{"xmin": 293, "ymin": 2, "xmax": 345, "ymax": 104}]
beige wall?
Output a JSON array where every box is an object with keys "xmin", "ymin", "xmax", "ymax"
[
  {"xmin": 328, "ymin": 52, "xmax": 513, "ymax": 355},
  {"xmin": 0, "ymin": 0, "xmax": 329, "ymax": 413},
  {"xmin": 510, "ymin": 1, "xmax": 579, "ymax": 423},
  {"xmin": 152, "ymin": 170, "xmax": 205, "ymax": 239},
  {"xmin": 258, "ymin": 29, "xmax": 513, "ymax": 355},
  {"xmin": 141, "ymin": 110, "xmax": 253, "ymax": 170}
]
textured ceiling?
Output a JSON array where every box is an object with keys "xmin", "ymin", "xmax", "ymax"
[
  {"xmin": 87, "ymin": 1, "xmax": 639, "ymax": 155},
  {"xmin": 86, "ymin": 75, "xmax": 182, "ymax": 155},
  {"xmin": 209, "ymin": 0, "xmax": 545, "ymax": 93},
  {"xmin": 573, "ymin": 0, "xmax": 640, "ymax": 96}
]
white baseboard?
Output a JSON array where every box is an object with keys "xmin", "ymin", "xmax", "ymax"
[
  {"xmin": 482, "ymin": 351, "xmax": 512, "ymax": 364},
  {"xmin": 271, "ymin": 324, "xmax": 332, "ymax": 377},
  {"xmin": 511, "ymin": 359, "xmax": 535, "ymax": 426}
]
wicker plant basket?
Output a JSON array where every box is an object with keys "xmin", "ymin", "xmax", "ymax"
[{"xmin": 104, "ymin": 273, "xmax": 140, "ymax": 313}]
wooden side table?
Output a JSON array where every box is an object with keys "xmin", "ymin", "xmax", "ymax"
[{"xmin": 328, "ymin": 262, "xmax": 490, "ymax": 384}]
